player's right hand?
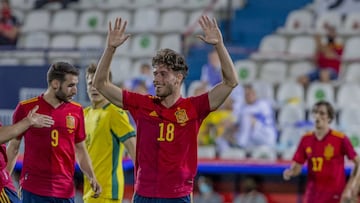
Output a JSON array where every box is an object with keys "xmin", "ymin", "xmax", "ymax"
[{"xmin": 283, "ymin": 168, "xmax": 293, "ymax": 181}]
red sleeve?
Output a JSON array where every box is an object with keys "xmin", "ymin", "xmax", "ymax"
[
  {"xmin": 189, "ymin": 92, "xmax": 211, "ymax": 120},
  {"xmin": 75, "ymin": 106, "xmax": 86, "ymax": 143},
  {"xmin": 13, "ymin": 103, "xmax": 26, "ymax": 139},
  {"xmin": 343, "ymin": 135, "xmax": 357, "ymax": 160},
  {"xmin": 292, "ymin": 137, "xmax": 307, "ymax": 165}
]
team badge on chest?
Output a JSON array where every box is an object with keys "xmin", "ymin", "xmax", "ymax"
[
  {"xmin": 66, "ymin": 114, "xmax": 75, "ymax": 130},
  {"xmin": 324, "ymin": 144, "xmax": 334, "ymax": 160},
  {"xmin": 175, "ymin": 108, "xmax": 189, "ymax": 124}
]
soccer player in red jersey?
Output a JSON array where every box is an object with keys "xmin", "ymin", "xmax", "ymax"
[
  {"xmin": 283, "ymin": 101, "xmax": 360, "ymax": 203},
  {"xmin": 0, "ymin": 105, "xmax": 53, "ymax": 203},
  {"xmin": 93, "ymin": 16, "xmax": 238, "ymax": 203},
  {"xmin": 6, "ymin": 62, "xmax": 101, "ymax": 203}
]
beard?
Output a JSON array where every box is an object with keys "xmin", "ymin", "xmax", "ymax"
[
  {"xmin": 155, "ymin": 85, "xmax": 173, "ymax": 98},
  {"xmin": 55, "ymin": 87, "xmax": 70, "ymax": 102}
]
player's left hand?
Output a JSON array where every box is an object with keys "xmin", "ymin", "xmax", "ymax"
[
  {"xmin": 89, "ymin": 178, "xmax": 102, "ymax": 198},
  {"xmin": 197, "ymin": 15, "xmax": 223, "ymax": 46}
]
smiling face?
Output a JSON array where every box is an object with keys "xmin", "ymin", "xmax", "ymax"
[
  {"xmin": 153, "ymin": 64, "xmax": 182, "ymax": 98},
  {"xmin": 53, "ymin": 74, "xmax": 78, "ymax": 102}
]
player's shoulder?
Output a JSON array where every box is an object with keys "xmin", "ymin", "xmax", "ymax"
[
  {"xmin": 107, "ymin": 103, "xmax": 127, "ymax": 114},
  {"xmin": 69, "ymin": 101, "xmax": 83, "ymax": 108},
  {"xmin": 302, "ymin": 131, "xmax": 314, "ymax": 138},
  {"xmin": 20, "ymin": 96, "xmax": 39, "ymax": 105},
  {"xmin": 330, "ymin": 129, "xmax": 346, "ymax": 139}
]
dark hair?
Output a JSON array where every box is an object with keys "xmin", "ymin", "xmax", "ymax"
[
  {"xmin": 85, "ymin": 63, "xmax": 112, "ymax": 82},
  {"xmin": 47, "ymin": 62, "xmax": 79, "ymax": 84},
  {"xmin": 312, "ymin": 101, "xmax": 335, "ymax": 122},
  {"xmin": 152, "ymin": 48, "xmax": 188, "ymax": 80}
]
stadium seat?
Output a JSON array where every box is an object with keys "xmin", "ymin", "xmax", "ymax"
[
  {"xmin": 76, "ymin": 10, "xmax": 105, "ymax": 34},
  {"xmin": 187, "ymin": 80, "xmax": 206, "ymax": 97},
  {"xmin": 344, "ymin": 63, "xmax": 360, "ymax": 83},
  {"xmin": 102, "ymin": 9, "xmax": 133, "ymax": 34},
  {"xmin": 344, "ymin": 126, "xmax": 360, "ymax": 148},
  {"xmin": 22, "ymin": 10, "xmax": 51, "ymax": 33},
  {"xmin": 131, "ymin": 8, "xmax": 160, "ymax": 33},
  {"xmin": 252, "ymin": 80, "xmax": 275, "ymax": 105},
  {"xmin": 157, "ymin": 0, "xmax": 186, "ymax": 9},
  {"xmin": 10, "ymin": 0, "xmax": 34, "ymax": 11},
  {"xmin": 0, "ymin": 58, "xmax": 20, "ymax": 65},
  {"xmin": 287, "ymin": 36, "xmax": 316, "ymax": 60},
  {"xmin": 22, "ymin": 32, "xmax": 50, "ymax": 49},
  {"xmin": 234, "ymin": 59, "xmax": 258, "ymax": 84},
  {"xmin": 278, "ymin": 104, "xmax": 306, "ymax": 129},
  {"xmin": 0, "ymin": 109, "xmax": 14, "ymax": 126},
  {"xmin": 259, "ymin": 61, "xmax": 287, "ymax": 85},
  {"xmin": 186, "ymin": 10, "xmax": 214, "ymax": 34},
  {"xmin": 182, "ymin": 0, "xmax": 214, "ymax": 11},
  {"xmin": 249, "ymin": 146, "xmax": 277, "ymax": 161},
  {"xmin": 97, "ymin": 0, "xmax": 131, "ymax": 10},
  {"xmin": 342, "ymin": 37, "xmax": 360, "ymax": 62},
  {"xmin": 219, "ymin": 148, "xmax": 246, "ymax": 160},
  {"xmin": 159, "ymin": 34, "xmax": 182, "ymax": 53},
  {"xmin": 339, "ymin": 13, "xmax": 360, "ymax": 36},
  {"xmin": 276, "ymin": 81, "xmax": 304, "ymax": 107},
  {"xmin": 50, "ymin": 34, "xmax": 77, "ymax": 49},
  {"xmin": 198, "ymin": 146, "xmax": 216, "ymax": 159},
  {"xmin": 130, "ymin": 34, "xmax": 158, "ymax": 58},
  {"xmin": 77, "ymin": 34, "xmax": 104, "ymax": 49},
  {"xmin": 277, "ymin": 9, "xmax": 314, "ymax": 35},
  {"xmin": 250, "ymin": 34, "xmax": 287, "ymax": 60},
  {"xmin": 338, "ymin": 107, "xmax": 360, "ymax": 131},
  {"xmin": 156, "ymin": 10, "xmax": 187, "ymax": 34},
  {"xmin": 306, "ymin": 82, "xmax": 335, "ymax": 109},
  {"xmin": 336, "ymin": 83, "xmax": 360, "ymax": 110},
  {"xmin": 314, "ymin": 11, "xmax": 342, "ymax": 34},
  {"xmin": 288, "ymin": 61, "xmax": 315, "ymax": 80},
  {"xmin": 50, "ymin": 10, "xmax": 78, "ymax": 33},
  {"xmin": 110, "ymin": 57, "xmax": 133, "ymax": 84}
]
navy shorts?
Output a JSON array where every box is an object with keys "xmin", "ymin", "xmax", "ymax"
[
  {"xmin": 134, "ymin": 193, "xmax": 191, "ymax": 203},
  {"xmin": 308, "ymin": 68, "xmax": 338, "ymax": 82},
  {"xmin": 22, "ymin": 189, "xmax": 74, "ymax": 203},
  {"xmin": 0, "ymin": 187, "xmax": 21, "ymax": 203}
]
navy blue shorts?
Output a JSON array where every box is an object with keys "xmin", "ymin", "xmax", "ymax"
[
  {"xmin": 134, "ymin": 193, "xmax": 191, "ymax": 203},
  {"xmin": 308, "ymin": 68, "xmax": 338, "ymax": 82},
  {"xmin": 22, "ymin": 189, "xmax": 74, "ymax": 203},
  {"xmin": 0, "ymin": 187, "xmax": 21, "ymax": 203}
]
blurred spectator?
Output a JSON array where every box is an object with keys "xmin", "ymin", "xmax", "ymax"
[
  {"xmin": 298, "ymin": 24, "xmax": 343, "ymax": 86},
  {"xmin": 200, "ymin": 49, "xmax": 222, "ymax": 87},
  {"xmin": 233, "ymin": 177, "xmax": 268, "ymax": 203},
  {"xmin": 0, "ymin": 0, "xmax": 20, "ymax": 46},
  {"xmin": 34, "ymin": 0, "xmax": 78, "ymax": 9},
  {"xmin": 193, "ymin": 176, "xmax": 223, "ymax": 203},
  {"xmin": 125, "ymin": 63, "xmax": 155, "ymax": 95},
  {"xmin": 216, "ymin": 84, "xmax": 277, "ymax": 151}
]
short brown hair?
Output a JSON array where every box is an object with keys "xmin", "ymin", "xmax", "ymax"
[
  {"xmin": 152, "ymin": 48, "xmax": 188, "ymax": 80},
  {"xmin": 312, "ymin": 101, "xmax": 335, "ymax": 123},
  {"xmin": 47, "ymin": 62, "xmax": 79, "ymax": 84},
  {"xmin": 86, "ymin": 63, "xmax": 112, "ymax": 82}
]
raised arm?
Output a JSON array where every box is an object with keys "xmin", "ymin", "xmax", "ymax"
[
  {"xmin": 93, "ymin": 18, "xmax": 130, "ymax": 109},
  {"xmin": 197, "ymin": 16, "xmax": 238, "ymax": 111}
]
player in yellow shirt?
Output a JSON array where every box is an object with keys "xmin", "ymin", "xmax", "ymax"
[{"xmin": 83, "ymin": 64, "xmax": 136, "ymax": 203}]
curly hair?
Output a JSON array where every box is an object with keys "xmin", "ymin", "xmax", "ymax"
[{"xmin": 152, "ymin": 48, "xmax": 188, "ymax": 80}]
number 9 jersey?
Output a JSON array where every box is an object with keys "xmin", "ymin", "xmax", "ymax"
[{"xmin": 13, "ymin": 95, "xmax": 86, "ymax": 198}]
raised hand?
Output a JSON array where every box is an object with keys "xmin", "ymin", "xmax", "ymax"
[
  {"xmin": 107, "ymin": 17, "xmax": 130, "ymax": 49},
  {"xmin": 27, "ymin": 105, "xmax": 54, "ymax": 128},
  {"xmin": 197, "ymin": 15, "xmax": 223, "ymax": 45}
]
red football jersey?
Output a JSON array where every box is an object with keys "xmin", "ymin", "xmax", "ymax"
[
  {"xmin": 13, "ymin": 95, "xmax": 86, "ymax": 198},
  {"xmin": 293, "ymin": 129, "xmax": 357, "ymax": 203},
  {"xmin": 123, "ymin": 90, "xmax": 211, "ymax": 198},
  {"xmin": 0, "ymin": 123, "xmax": 15, "ymax": 191}
]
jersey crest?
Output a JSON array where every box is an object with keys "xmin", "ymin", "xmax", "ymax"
[
  {"xmin": 324, "ymin": 144, "xmax": 334, "ymax": 160},
  {"xmin": 66, "ymin": 114, "xmax": 75, "ymax": 133},
  {"xmin": 306, "ymin": 147, "xmax": 312, "ymax": 155},
  {"xmin": 174, "ymin": 108, "xmax": 188, "ymax": 124}
]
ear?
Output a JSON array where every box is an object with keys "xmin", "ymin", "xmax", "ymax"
[
  {"xmin": 51, "ymin": 80, "xmax": 60, "ymax": 90},
  {"xmin": 176, "ymin": 73, "xmax": 183, "ymax": 84}
]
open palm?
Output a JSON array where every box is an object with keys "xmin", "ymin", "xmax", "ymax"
[
  {"xmin": 197, "ymin": 16, "xmax": 223, "ymax": 45},
  {"xmin": 107, "ymin": 17, "xmax": 130, "ymax": 48}
]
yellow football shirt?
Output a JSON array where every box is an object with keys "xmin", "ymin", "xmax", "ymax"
[{"xmin": 83, "ymin": 103, "xmax": 135, "ymax": 201}]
